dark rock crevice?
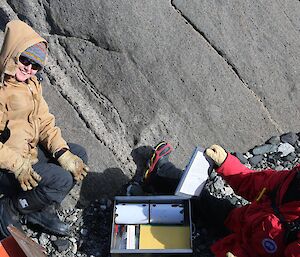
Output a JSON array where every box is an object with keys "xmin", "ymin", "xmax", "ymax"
[
  {"xmin": 44, "ymin": 29, "xmax": 120, "ymax": 53},
  {"xmin": 170, "ymin": 0, "xmax": 244, "ymax": 84},
  {"xmin": 280, "ymin": 7, "xmax": 300, "ymax": 32}
]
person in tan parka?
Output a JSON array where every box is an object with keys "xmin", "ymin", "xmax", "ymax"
[{"xmin": 0, "ymin": 20, "xmax": 89, "ymax": 237}]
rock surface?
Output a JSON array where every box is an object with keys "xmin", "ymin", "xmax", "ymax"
[
  {"xmin": 0, "ymin": 0, "xmax": 299, "ymax": 203},
  {"xmin": 0, "ymin": 1, "xmax": 299, "ymax": 255}
]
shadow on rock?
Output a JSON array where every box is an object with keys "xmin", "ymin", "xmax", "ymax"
[
  {"xmin": 74, "ymin": 146, "xmax": 154, "ymax": 256},
  {"xmin": 78, "ymin": 167, "xmax": 130, "ymax": 207},
  {"xmin": 130, "ymin": 145, "xmax": 153, "ymax": 183},
  {"xmin": 75, "ymin": 167, "xmax": 128, "ymax": 256},
  {"xmin": 116, "ymin": 144, "xmax": 154, "ymax": 196},
  {"xmin": 76, "ymin": 197, "xmax": 113, "ymax": 257}
]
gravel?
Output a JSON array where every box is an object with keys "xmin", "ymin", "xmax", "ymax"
[{"xmin": 21, "ymin": 131, "xmax": 300, "ymax": 257}]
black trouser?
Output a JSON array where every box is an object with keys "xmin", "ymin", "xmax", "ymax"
[
  {"xmin": 145, "ymin": 161, "xmax": 235, "ymax": 235},
  {"xmin": 0, "ymin": 143, "xmax": 87, "ymax": 211}
]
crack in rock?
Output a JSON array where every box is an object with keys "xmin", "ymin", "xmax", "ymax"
[{"xmin": 170, "ymin": 0, "xmax": 283, "ymax": 133}]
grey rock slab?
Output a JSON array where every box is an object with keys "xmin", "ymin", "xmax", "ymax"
[
  {"xmin": 46, "ymin": 0, "xmax": 279, "ymax": 154},
  {"xmin": 3, "ymin": 0, "xmax": 280, "ymax": 156},
  {"xmin": 0, "ymin": 0, "xmax": 299, "ymax": 201}
]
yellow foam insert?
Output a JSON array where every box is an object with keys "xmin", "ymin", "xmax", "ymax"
[{"xmin": 139, "ymin": 225, "xmax": 190, "ymax": 249}]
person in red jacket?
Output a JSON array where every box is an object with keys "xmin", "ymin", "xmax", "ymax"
[{"xmin": 143, "ymin": 142, "xmax": 300, "ymax": 257}]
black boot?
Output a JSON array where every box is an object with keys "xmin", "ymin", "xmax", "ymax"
[
  {"xmin": 0, "ymin": 197, "xmax": 23, "ymax": 237},
  {"xmin": 25, "ymin": 205, "xmax": 69, "ymax": 236},
  {"xmin": 14, "ymin": 190, "xmax": 69, "ymax": 236},
  {"xmin": 143, "ymin": 142, "xmax": 182, "ymax": 194}
]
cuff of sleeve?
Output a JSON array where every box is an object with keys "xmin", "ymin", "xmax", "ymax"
[
  {"xmin": 53, "ymin": 148, "xmax": 68, "ymax": 159},
  {"xmin": 216, "ymin": 153, "xmax": 232, "ymax": 172}
]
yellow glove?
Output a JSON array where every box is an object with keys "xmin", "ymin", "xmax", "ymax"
[
  {"xmin": 13, "ymin": 159, "xmax": 41, "ymax": 191},
  {"xmin": 58, "ymin": 150, "xmax": 89, "ymax": 181},
  {"xmin": 226, "ymin": 252, "xmax": 237, "ymax": 257},
  {"xmin": 205, "ymin": 144, "xmax": 227, "ymax": 166}
]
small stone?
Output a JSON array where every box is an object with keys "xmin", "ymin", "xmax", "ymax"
[
  {"xmin": 266, "ymin": 136, "xmax": 280, "ymax": 145},
  {"xmin": 294, "ymin": 145, "xmax": 300, "ymax": 154},
  {"xmin": 209, "ymin": 170, "xmax": 217, "ymax": 180},
  {"xmin": 31, "ymin": 238, "xmax": 39, "ymax": 244},
  {"xmin": 100, "ymin": 204, "xmax": 107, "ymax": 210},
  {"xmin": 80, "ymin": 228, "xmax": 88, "ymax": 236},
  {"xmin": 283, "ymin": 162, "xmax": 293, "ymax": 169},
  {"xmin": 69, "ymin": 237, "xmax": 77, "ymax": 243},
  {"xmin": 249, "ymin": 155, "xmax": 263, "ymax": 166},
  {"xmin": 66, "ymin": 213, "xmax": 77, "ymax": 223},
  {"xmin": 106, "ymin": 199, "xmax": 112, "ymax": 208},
  {"xmin": 240, "ymin": 198, "xmax": 250, "ymax": 205},
  {"xmin": 267, "ymin": 155, "xmax": 277, "ymax": 165},
  {"xmin": 244, "ymin": 152, "xmax": 253, "ymax": 158},
  {"xmin": 99, "ymin": 197, "xmax": 108, "ymax": 211},
  {"xmin": 227, "ymin": 196, "xmax": 239, "ymax": 206},
  {"xmin": 244, "ymin": 163, "xmax": 252, "ymax": 169},
  {"xmin": 234, "ymin": 152, "xmax": 248, "ymax": 164},
  {"xmin": 39, "ymin": 233, "xmax": 49, "ymax": 246},
  {"xmin": 212, "ymin": 177, "xmax": 225, "ymax": 191},
  {"xmin": 275, "ymin": 165, "xmax": 284, "ymax": 171},
  {"xmin": 251, "ymin": 144, "xmax": 277, "ymax": 155},
  {"xmin": 71, "ymin": 242, "xmax": 78, "ymax": 254},
  {"xmin": 278, "ymin": 143, "xmax": 295, "ymax": 157},
  {"xmin": 50, "ymin": 235, "xmax": 57, "ymax": 241},
  {"xmin": 223, "ymin": 186, "xmax": 234, "ymax": 195},
  {"xmin": 283, "ymin": 152, "xmax": 297, "ymax": 162},
  {"xmin": 280, "ymin": 132, "xmax": 298, "ymax": 145},
  {"xmin": 53, "ymin": 239, "xmax": 70, "ymax": 252}
]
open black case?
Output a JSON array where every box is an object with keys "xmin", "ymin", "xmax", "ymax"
[{"xmin": 110, "ymin": 196, "xmax": 193, "ymax": 257}]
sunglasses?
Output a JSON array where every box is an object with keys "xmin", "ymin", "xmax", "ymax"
[{"xmin": 19, "ymin": 56, "xmax": 42, "ymax": 71}]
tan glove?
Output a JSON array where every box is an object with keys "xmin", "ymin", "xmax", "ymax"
[
  {"xmin": 13, "ymin": 159, "xmax": 41, "ymax": 191},
  {"xmin": 226, "ymin": 252, "xmax": 237, "ymax": 257},
  {"xmin": 205, "ymin": 144, "xmax": 227, "ymax": 166},
  {"xmin": 58, "ymin": 150, "xmax": 89, "ymax": 181}
]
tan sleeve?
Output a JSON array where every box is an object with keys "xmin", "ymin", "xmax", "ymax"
[
  {"xmin": 0, "ymin": 142, "xmax": 24, "ymax": 172},
  {"xmin": 38, "ymin": 95, "xmax": 69, "ymax": 154}
]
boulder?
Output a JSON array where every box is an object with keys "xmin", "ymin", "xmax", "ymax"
[{"xmin": 0, "ymin": 0, "xmax": 299, "ymax": 203}]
